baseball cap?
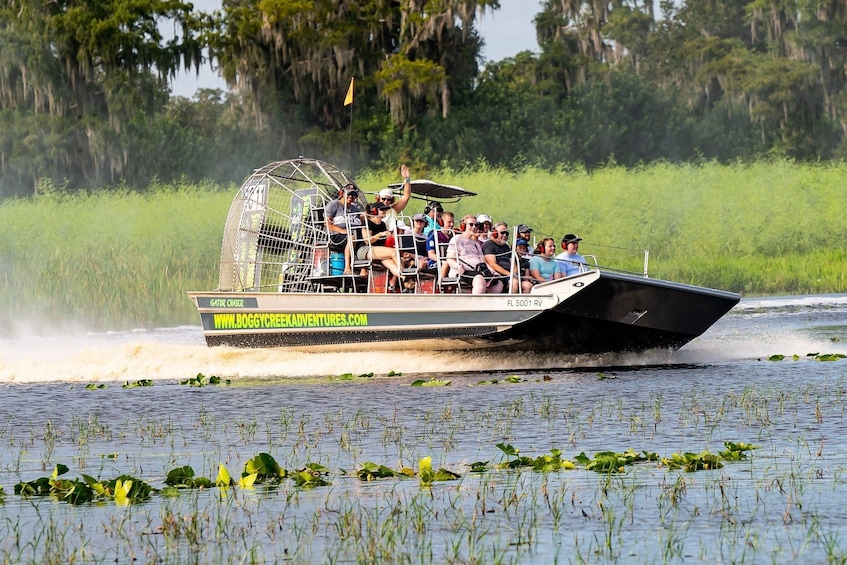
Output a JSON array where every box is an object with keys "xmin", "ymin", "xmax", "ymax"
[
  {"xmin": 517, "ymin": 224, "xmax": 532, "ymax": 233},
  {"xmin": 516, "ymin": 238, "xmax": 528, "ymax": 246},
  {"xmin": 476, "ymin": 213, "xmax": 492, "ymax": 224},
  {"xmin": 412, "ymin": 213, "xmax": 427, "ymax": 222},
  {"xmin": 378, "ymin": 188, "xmax": 394, "ymax": 199},
  {"xmin": 561, "ymin": 233, "xmax": 582, "ymax": 244}
]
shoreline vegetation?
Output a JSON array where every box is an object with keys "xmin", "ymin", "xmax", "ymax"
[{"xmin": 1, "ymin": 160, "xmax": 845, "ymax": 332}]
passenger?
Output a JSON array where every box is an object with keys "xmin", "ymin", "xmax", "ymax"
[
  {"xmin": 529, "ymin": 237, "xmax": 565, "ymax": 283},
  {"xmin": 400, "ymin": 213, "xmax": 429, "ymax": 271},
  {"xmin": 516, "ymin": 224, "xmax": 534, "ymax": 254},
  {"xmin": 476, "ymin": 214, "xmax": 493, "ymax": 244},
  {"xmin": 378, "ymin": 163, "xmax": 413, "ymax": 232},
  {"xmin": 514, "ymin": 238, "xmax": 532, "ymax": 284},
  {"xmin": 482, "ymin": 222, "xmax": 530, "ymax": 293},
  {"xmin": 426, "ymin": 211, "xmax": 454, "ymax": 273},
  {"xmin": 446, "ymin": 215, "xmax": 503, "ymax": 294},
  {"xmin": 426, "ymin": 211, "xmax": 454, "ymax": 284},
  {"xmin": 556, "ymin": 233, "xmax": 587, "ymax": 276},
  {"xmin": 358, "ymin": 202, "xmax": 404, "ymax": 282},
  {"xmin": 324, "ymin": 184, "xmax": 365, "ymax": 274},
  {"xmin": 423, "ymin": 201, "xmax": 444, "ymax": 235}
]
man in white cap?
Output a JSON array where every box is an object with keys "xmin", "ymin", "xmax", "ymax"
[{"xmin": 377, "ymin": 163, "xmax": 413, "ymax": 232}]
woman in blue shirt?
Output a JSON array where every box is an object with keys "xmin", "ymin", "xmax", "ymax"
[{"xmin": 528, "ymin": 238, "xmax": 564, "ymax": 283}]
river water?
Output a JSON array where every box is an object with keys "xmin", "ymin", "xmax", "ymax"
[{"xmin": 0, "ymin": 295, "xmax": 845, "ymax": 563}]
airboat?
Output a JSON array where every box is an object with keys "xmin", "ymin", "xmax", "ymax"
[{"xmin": 188, "ymin": 158, "xmax": 739, "ymax": 352}]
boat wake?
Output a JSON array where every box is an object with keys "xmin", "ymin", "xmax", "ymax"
[{"xmin": 1, "ymin": 295, "xmax": 845, "ymax": 384}]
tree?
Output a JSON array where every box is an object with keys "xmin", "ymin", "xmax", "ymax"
[
  {"xmin": 209, "ymin": 0, "xmax": 498, "ymax": 136},
  {"xmin": 0, "ymin": 0, "xmax": 205, "ymax": 193}
]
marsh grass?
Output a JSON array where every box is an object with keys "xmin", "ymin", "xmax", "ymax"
[
  {"xmin": 1, "ymin": 160, "xmax": 846, "ymax": 332},
  {"xmin": 0, "ymin": 179, "xmax": 229, "ymax": 332}
]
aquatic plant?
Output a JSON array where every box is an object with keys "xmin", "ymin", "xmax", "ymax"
[
  {"xmin": 179, "ymin": 372, "xmax": 231, "ymax": 386},
  {"xmin": 474, "ymin": 375, "xmax": 526, "ymax": 385},
  {"xmin": 121, "ymin": 379, "xmax": 153, "ymax": 388},
  {"xmin": 356, "ymin": 462, "xmax": 414, "ymax": 480},
  {"xmin": 164, "ymin": 466, "xmax": 214, "ymax": 489},
  {"xmin": 767, "ymin": 352, "xmax": 846, "ymax": 362},
  {"xmin": 575, "ymin": 449, "xmax": 659, "ymax": 473},
  {"xmin": 661, "ymin": 450, "xmax": 723, "ymax": 471},
  {"xmin": 243, "ymin": 452, "xmax": 284, "ymax": 482},
  {"xmin": 496, "ymin": 443, "xmax": 577, "ymax": 471},
  {"xmin": 334, "ymin": 372, "xmax": 374, "ymax": 380},
  {"xmin": 418, "ymin": 456, "xmax": 460, "ymax": 486},
  {"xmin": 14, "ymin": 464, "xmax": 155, "ymax": 505},
  {"xmin": 411, "ymin": 379, "xmax": 451, "ymax": 387}
]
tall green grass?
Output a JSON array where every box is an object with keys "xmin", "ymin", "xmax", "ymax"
[
  {"xmin": 0, "ymin": 180, "xmax": 230, "ymax": 333},
  {"xmin": 1, "ymin": 160, "xmax": 845, "ymax": 332}
]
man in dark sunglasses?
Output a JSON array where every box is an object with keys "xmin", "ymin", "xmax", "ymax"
[
  {"xmin": 325, "ymin": 183, "xmax": 365, "ymax": 274},
  {"xmin": 482, "ymin": 221, "xmax": 529, "ymax": 293}
]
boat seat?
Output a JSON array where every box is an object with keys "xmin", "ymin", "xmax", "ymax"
[
  {"xmin": 432, "ymin": 231, "xmax": 461, "ymax": 293},
  {"xmin": 309, "ymin": 274, "xmax": 368, "ymax": 293}
]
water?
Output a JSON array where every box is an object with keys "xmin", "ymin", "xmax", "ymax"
[{"xmin": 0, "ymin": 295, "xmax": 846, "ymax": 563}]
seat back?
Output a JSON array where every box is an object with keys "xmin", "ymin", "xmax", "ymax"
[{"xmin": 435, "ymin": 230, "xmax": 460, "ymax": 293}]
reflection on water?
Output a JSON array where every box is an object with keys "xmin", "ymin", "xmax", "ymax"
[{"xmin": 0, "ymin": 295, "xmax": 846, "ymax": 561}]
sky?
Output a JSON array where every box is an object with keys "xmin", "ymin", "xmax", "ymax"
[{"xmin": 170, "ymin": 0, "xmax": 540, "ymax": 97}]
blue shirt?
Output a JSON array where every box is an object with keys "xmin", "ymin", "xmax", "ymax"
[
  {"xmin": 424, "ymin": 216, "xmax": 439, "ymax": 235},
  {"xmin": 529, "ymin": 255, "xmax": 563, "ymax": 281},
  {"xmin": 555, "ymin": 252, "xmax": 587, "ymax": 277}
]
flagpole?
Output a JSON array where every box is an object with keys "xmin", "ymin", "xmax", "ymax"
[{"xmin": 344, "ymin": 77, "xmax": 355, "ymax": 164}]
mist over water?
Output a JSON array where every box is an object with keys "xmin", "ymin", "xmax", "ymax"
[{"xmin": 2, "ymin": 295, "xmax": 845, "ymax": 384}]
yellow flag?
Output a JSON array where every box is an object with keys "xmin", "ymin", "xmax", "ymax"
[{"xmin": 344, "ymin": 77, "xmax": 354, "ymax": 106}]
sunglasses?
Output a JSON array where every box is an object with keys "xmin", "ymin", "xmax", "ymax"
[
  {"xmin": 380, "ymin": 197, "xmax": 395, "ymax": 203},
  {"xmin": 497, "ymin": 231, "xmax": 509, "ymax": 236},
  {"xmin": 465, "ymin": 222, "xmax": 477, "ymax": 226}
]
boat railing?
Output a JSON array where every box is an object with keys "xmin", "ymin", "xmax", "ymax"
[
  {"xmin": 505, "ymin": 227, "xmax": 650, "ymax": 287},
  {"xmin": 393, "ymin": 213, "xmax": 420, "ymax": 286},
  {"xmin": 277, "ymin": 189, "xmax": 335, "ymax": 293},
  {"xmin": 577, "ymin": 242, "xmax": 650, "ymax": 278}
]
